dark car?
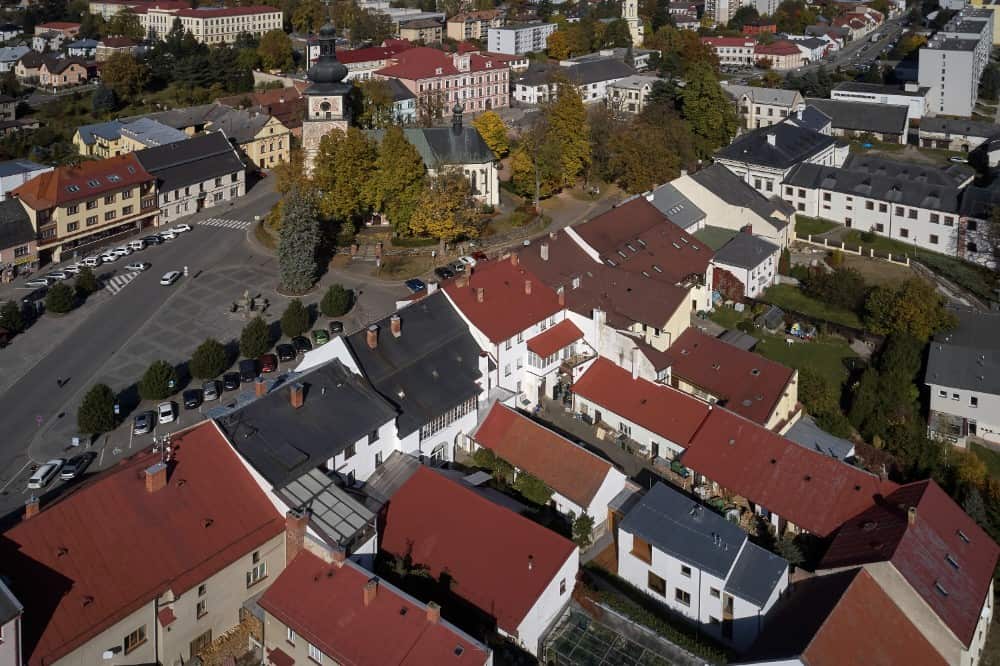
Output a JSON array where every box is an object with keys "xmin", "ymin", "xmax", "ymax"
[
  {"xmin": 183, "ymin": 388, "xmax": 203, "ymax": 409},
  {"xmin": 434, "ymin": 266, "xmax": 454, "ymax": 281},
  {"xmin": 404, "ymin": 278, "xmax": 426, "ymax": 293},
  {"xmin": 239, "ymin": 358, "xmax": 258, "ymax": 382},
  {"xmin": 60, "ymin": 452, "xmax": 96, "ymax": 481},
  {"xmin": 141, "ymin": 235, "xmax": 164, "ymax": 245},
  {"xmin": 259, "ymin": 353, "xmax": 278, "ymax": 373},
  {"xmin": 328, "ymin": 320, "xmax": 344, "ymax": 334},
  {"xmin": 222, "ymin": 372, "xmax": 241, "ymax": 391},
  {"xmin": 276, "ymin": 343, "xmax": 296, "ymax": 362},
  {"xmin": 292, "ymin": 335, "xmax": 312, "ymax": 354}
]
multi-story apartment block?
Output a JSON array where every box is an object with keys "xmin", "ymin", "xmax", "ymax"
[
  {"xmin": 514, "ymin": 57, "xmax": 636, "ymax": 105},
  {"xmin": 375, "ymin": 46, "xmax": 510, "ymax": 113},
  {"xmin": 11, "ymin": 153, "xmax": 158, "ymax": 262},
  {"xmin": 487, "ymin": 22, "xmax": 557, "ymax": 55},
  {"xmin": 918, "ymin": 7, "xmax": 993, "ymax": 117},
  {"xmin": 722, "ymin": 83, "xmax": 803, "ymax": 129},
  {"xmin": 140, "ymin": 5, "xmax": 283, "ymax": 44},
  {"xmin": 701, "ymin": 36, "xmax": 757, "ymax": 67},
  {"xmin": 398, "ymin": 17, "xmax": 444, "ymax": 43},
  {"xmin": 831, "ymin": 81, "xmax": 931, "ymax": 120},
  {"xmin": 446, "ymin": 9, "xmax": 504, "ymax": 41}
]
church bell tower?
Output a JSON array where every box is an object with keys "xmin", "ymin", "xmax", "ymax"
[
  {"xmin": 303, "ymin": 23, "xmax": 352, "ymax": 176},
  {"xmin": 623, "ymin": 0, "xmax": 644, "ymax": 47}
]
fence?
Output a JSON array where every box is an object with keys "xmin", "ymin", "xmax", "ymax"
[
  {"xmin": 794, "ymin": 232, "xmax": 911, "ymax": 267},
  {"xmin": 745, "ymin": 295, "xmax": 884, "ymax": 348}
]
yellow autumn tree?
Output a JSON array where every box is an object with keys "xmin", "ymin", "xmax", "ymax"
[
  {"xmin": 472, "ymin": 110, "xmax": 510, "ymax": 157},
  {"xmin": 409, "ymin": 172, "xmax": 478, "ymax": 242}
]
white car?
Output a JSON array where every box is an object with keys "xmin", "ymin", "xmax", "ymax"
[
  {"xmin": 63, "ymin": 264, "xmax": 81, "ymax": 275},
  {"xmin": 458, "ymin": 255, "xmax": 477, "ymax": 268},
  {"xmin": 159, "ymin": 230, "xmax": 177, "ymax": 241},
  {"xmin": 126, "ymin": 262, "xmax": 150, "ymax": 272},
  {"xmin": 171, "ymin": 224, "xmax": 192, "ymax": 233},
  {"xmin": 100, "ymin": 252, "xmax": 119, "ymax": 263},
  {"xmin": 27, "ymin": 459, "xmax": 65, "ymax": 490},
  {"xmin": 113, "ymin": 246, "xmax": 132, "ymax": 257},
  {"xmin": 44, "ymin": 271, "xmax": 69, "ymax": 281},
  {"xmin": 82, "ymin": 256, "xmax": 102, "ymax": 267},
  {"xmin": 157, "ymin": 401, "xmax": 176, "ymax": 424},
  {"xmin": 159, "ymin": 271, "xmax": 181, "ymax": 286},
  {"xmin": 23, "ymin": 278, "xmax": 50, "ymax": 289}
]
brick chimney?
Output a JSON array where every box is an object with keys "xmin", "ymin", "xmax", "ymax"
[
  {"xmin": 285, "ymin": 507, "xmax": 309, "ymax": 564},
  {"xmin": 363, "ymin": 578, "xmax": 379, "ymax": 606},
  {"xmin": 540, "ymin": 243, "xmax": 549, "ymax": 261},
  {"xmin": 366, "ymin": 325, "xmax": 379, "ymax": 350},
  {"xmin": 255, "ymin": 377, "xmax": 267, "ymax": 397},
  {"xmin": 742, "ymin": 224, "xmax": 753, "ymax": 234},
  {"xmin": 558, "ymin": 288, "xmax": 565, "ymax": 306},
  {"xmin": 145, "ymin": 462, "xmax": 167, "ymax": 493},
  {"xmin": 390, "ymin": 314, "xmax": 401, "ymax": 338},
  {"xmin": 24, "ymin": 495, "xmax": 39, "ymax": 520},
  {"xmin": 510, "ymin": 253, "xmax": 519, "ymax": 266},
  {"xmin": 524, "ymin": 280, "xmax": 532, "ymax": 295},
  {"xmin": 907, "ymin": 506, "xmax": 917, "ymax": 526},
  {"xmin": 290, "ymin": 382, "xmax": 304, "ymax": 409},
  {"xmin": 476, "ymin": 287, "xmax": 484, "ymax": 303},
  {"xmin": 330, "ymin": 548, "xmax": 346, "ymax": 567},
  {"xmin": 426, "ymin": 601, "xmax": 441, "ymax": 624}
]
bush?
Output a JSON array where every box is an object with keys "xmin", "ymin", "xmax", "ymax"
[
  {"xmin": 573, "ymin": 514, "xmax": 595, "ymax": 549},
  {"xmin": 802, "ymin": 267, "xmax": 868, "ymax": 313},
  {"xmin": 190, "ymin": 338, "xmax": 229, "ymax": 379},
  {"xmin": 0, "ymin": 300, "xmax": 24, "ymax": 334},
  {"xmin": 75, "ymin": 266, "xmax": 99, "ymax": 296},
  {"xmin": 78, "ymin": 383, "xmax": 117, "ymax": 434},
  {"xmin": 138, "ymin": 360, "xmax": 177, "ymax": 401},
  {"xmin": 859, "ymin": 230, "xmax": 877, "ymax": 244},
  {"xmin": 240, "ymin": 315, "xmax": 271, "ymax": 358},
  {"xmin": 827, "ymin": 249, "xmax": 844, "ymax": 268},
  {"xmin": 320, "ymin": 284, "xmax": 353, "ymax": 318},
  {"xmin": 280, "ymin": 299, "xmax": 310, "ymax": 338},
  {"xmin": 513, "ymin": 471, "xmax": 553, "ymax": 506},
  {"xmin": 45, "ymin": 283, "xmax": 75, "ymax": 314},
  {"xmin": 789, "ymin": 264, "xmax": 811, "ymax": 282}
]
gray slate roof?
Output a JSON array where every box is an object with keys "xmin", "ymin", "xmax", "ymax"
[
  {"xmin": 646, "ymin": 182, "xmax": 706, "ymax": 230},
  {"xmin": 0, "ymin": 578, "xmax": 22, "ymax": 626},
  {"xmin": 0, "ymin": 198, "xmax": 35, "ymax": 251},
  {"xmin": 386, "ymin": 77, "xmax": 416, "ymax": 102},
  {"xmin": 722, "ymin": 84, "xmax": 801, "ymax": 107},
  {"xmin": 784, "ymin": 414, "xmax": 855, "ymax": 461},
  {"xmin": 76, "ymin": 117, "xmax": 187, "ymax": 147},
  {"xmin": 804, "ymin": 97, "xmax": 909, "ymax": 135},
  {"xmin": 217, "ymin": 359, "xmax": 398, "ymax": 488},
  {"xmin": 346, "ymin": 291, "xmax": 483, "ymax": 438},
  {"xmin": 688, "ymin": 164, "xmax": 792, "ymax": 230},
  {"xmin": 0, "ymin": 46, "xmax": 29, "ymax": 63},
  {"xmin": 725, "ymin": 541, "xmax": 788, "ymax": 607},
  {"xmin": 135, "ymin": 130, "xmax": 245, "ymax": 193},
  {"xmin": 787, "ymin": 105, "xmax": 831, "ymax": 134},
  {"xmin": 714, "ymin": 232, "xmax": 779, "ymax": 269},
  {"xmin": 0, "ymin": 159, "xmax": 47, "ymax": 178},
  {"xmin": 716, "ymin": 120, "xmax": 836, "ymax": 170},
  {"xmin": 959, "ymin": 182, "xmax": 1000, "ymax": 219},
  {"xmin": 518, "ymin": 58, "xmax": 635, "ymax": 87},
  {"xmin": 926, "ymin": 307, "xmax": 1000, "ymax": 395},
  {"xmin": 369, "ymin": 124, "xmax": 495, "ymax": 169},
  {"xmin": 920, "ymin": 116, "xmax": 1000, "ymax": 139}
]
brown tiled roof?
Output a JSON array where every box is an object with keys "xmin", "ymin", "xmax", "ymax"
[
  {"xmin": 12, "ymin": 153, "xmax": 152, "ymax": 209},
  {"xmin": 216, "ymin": 87, "xmax": 304, "ymax": 129},
  {"xmin": 525, "ymin": 319, "xmax": 583, "ymax": 358},
  {"xmin": 376, "ymin": 47, "xmax": 509, "ymax": 81},
  {"xmin": 473, "ymin": 403, "xmax": 615, "ymax": 508}
]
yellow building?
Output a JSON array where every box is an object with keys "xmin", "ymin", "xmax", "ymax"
[
  {"xmin": 73, "ymin": 117, "xmax": 189, "ymax": 158},
  {"xmin": 11, "ymin": 153, "xmax": 158, "ymax": 262},
  {"xmin": 971, "ymin": 0, "xmax": 1000, "ymax": 45}
]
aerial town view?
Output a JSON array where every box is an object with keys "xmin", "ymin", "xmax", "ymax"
[{"xmin": 1, "ymin": 0, "xmax": 1000, "ymax": 662}]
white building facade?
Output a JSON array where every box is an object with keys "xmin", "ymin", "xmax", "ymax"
[{"xmin": 487, "ymin": 23, "xmax": 557, "ymax": 55}]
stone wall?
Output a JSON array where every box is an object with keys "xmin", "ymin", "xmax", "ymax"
[{"xmin": 194, "ymin": 612, "xmax": 262, "ymax": 666}]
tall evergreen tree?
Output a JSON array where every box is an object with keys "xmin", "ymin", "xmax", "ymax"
[
  {"xmin": 277, "ymin": 188, "xmax": 321, "ymax": 294},
  {"xmin": 681, "ymin": 61, "xmax": 738, "ymax": 157}
]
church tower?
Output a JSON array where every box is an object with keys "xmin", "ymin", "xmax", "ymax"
[
  {"xmin": 622, "ymin": 0, "xmax": 644, "ymax": 47},
  {"xmin": 302, "ymin": 23, "xmax": 351, "ymax": 176}
]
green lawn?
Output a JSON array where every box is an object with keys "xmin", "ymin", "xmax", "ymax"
[
  {"xmin": 972, "ymin": 443, "xmax": 1000, "ymax": 480},
  {"xmin": 755, "ymin": 333, "xmax": 858, "ymax": 388},
  {"xmin": 708, "ymin": 305, "xmax": 747, "ymax": 330},
  {"xmin": 761, "ymin": 283, "xmax": 864, "ymax": 329},
  {"xmin": 795, "ymin": 215, "xmax": 839, "ymax": 237}
]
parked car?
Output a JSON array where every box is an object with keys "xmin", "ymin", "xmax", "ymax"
[
  {"xmin": 126, "ymin": 262, "xmax": 150, "ymax": 272},
  {"xmin": 159, "ymin": 230, "xmax": 177, "ymax": 241},
  {"xmin": 449, "ymin": 261, "xmax": 466, "ymax": 274},
  {"xmin": 63, "ymin": 264, "xmax": 81, "ymax": 275},
  {"xmin": 44, "ymin": 271, "xmax": 69, "ymax": 281},
  {"xmin": 129, "ymin": 239, "xmax": 146, "ymax": 251},
  {"xmin": 83, "ymin": 256, "xmax": 102, "ymax": 267},
  {"xmin": 239, "ymin": 358, "xmax": 258, "ymax": 382},
  {"xmin": 404, "ymin": 278, "xmax": 426, "ymax": 293},
  {"xmin": 458, "ymin": 255, "xmax": 477, "ymax": 268},
  {"xmin": 159, "ymin": 271, "xmax": 181, "ymax": 286},
  {"xmin": 157, "ymin": 401, "xmax": 176, "ymax": 424},
  {"xmin": 259, "ymin": 353, "xmax": 278, "ymax": 373},
  {"xmin": 949, "ymin": 156, "xmax": 969, "ymax": 164},
  {"xmin": 171, "ymin": 223, "xmax": 192, "ymax": 233},
  {"xmin": 23, "ymin": 278, "xmax": 50, "ymax": 289},
  {"xmin": 328, "ymin": 320, "xmax": 344, "ymax": 334},
  {"xmin": 60, "ymin": 452, "xmax": 95, "ymax": 480},
  {"xmin": 292, "ymin": 335, "xmax": 312, "ymax": 354},
  {"xmin": 27, "ymin": 459, "xmax": 64, "ymax": 490},
  {"xmin": 100, "ymin": 252, "xmax": 119, "ymax": 263},
  {"xmin": 434, "ymin": 266, "xmax": 454, "ymax": 280},
  {"xmin": 133, "ymin": 410, "xmax": 154, "ymax": 435},
  {"xmin": 222, "ymin": 372, "xmax": 241, "ymax": 391},
  {"xmin": 202, "ymin": 379, "xmax": 220, "ymax": 401},
  {"xmin": 113, "ymin": 246, "xmax": 132, "ymax": 257},
  {"xmin": 183, "ymin": 389, "xmax": 203, "ymax": 409},
  {"xmin": 141, "ymin": 235, "xmax": 163, "ymax": 245},
  {"xmin": 311, "ymin": 329, "xmax": 330, "ymax": 346},
  {"xmin": 276, "ymin": 343, "xmax": 296, "ymax": 362}
]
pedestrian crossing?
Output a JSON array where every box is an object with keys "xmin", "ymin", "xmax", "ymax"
[
  {"xmin": 199, "ymin": 217, "xmax": 253, "ymax": 231},
  {"xmin": 105, "ymin": 272, "xmax": 138, "ymax": 296}
]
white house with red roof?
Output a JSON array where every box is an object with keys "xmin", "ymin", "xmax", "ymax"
[
  {"xmin": 305, "ymin": 39, "xmax": 414, "ymax": 79},
  {"xmin": 754, "ymin": 40, "xmax": 805, "ymax": 70},
  {"xmin": 472, "ymin": 402, "xmax": 627, "ymax": 528},
  {"xmin": 375, "ymin": 46, "xmax": 511, "ymax": 113},
  {"xmin": 701, "ymin": 36, "xmax": 758, "ymax": 66}
]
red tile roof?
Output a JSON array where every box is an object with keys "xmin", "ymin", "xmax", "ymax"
[
  {"xmin": 259, "ymin": 551, "xmax": 489, "ymax": 665},
  {"xmin": 443, "ymin": 258, "xmax": 563, "ymax": 343},
  {"xmin": 98, "ymin": 36, "xmax": 137, "ymax": 47},
  {"xmin": 336, "ymin": 40, "xmax": 412, "ymax": 65},
  {"xmin": 820, "ymin": 481, "xmax": 999, "ymax": 647},
  {"xmin": 525, "ymin": 319, "xmax": 583, "ymax": 358},
  {"xmin": 267, "ymin": 646, "xmax": 294, "ymax": 666},
  {"xmin": 376, "ymin": 47, "xmax": 509, "ymax": 81},
  {"xmin": 2, "ymin": 421, "xmax": 285, "ymax": 666},
  {"xmin": 37, "ymin": 22, "xmax": 80, "ymax": 30},
  {"xmin": 474, "ymin": 403, "xmax": 617, "ymax": 509},
  {"xmin": 12, "ymin": 153, "xmax": 152, "ymax": 209},
  {"xmin": 665, "ymin": 328, "xmax": 796, "ymax": 426},
  {"xmin": 572, "ymin": 358, "xmax": 711, "ymax": 447},
  {"xmin": 680, "ymin": 408, "xmax": 896, "ymax": 537},
  {"xmin": 571, "ymin": 198, "xmax": 713, "ymax": 285},
  {"xmin": 755, "ymin": 40, "xmax": 802, "ymax": 56},
  {"xmin": 380, "ymin": 467, "xmax": 577, "ymax": 635}
]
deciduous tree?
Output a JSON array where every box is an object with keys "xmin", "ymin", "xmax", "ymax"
[
  {"xmin": 44, "ymin": 283, "xmax": 75, "ymax": 314},
  {"xmin": 472, "ymin": 110, "xmax": 509, "ymax": 157},
  {"xmin": 292, "ymin": 0, "xmax": 326, "ymax": 34},
  {"xmin": 139, "ymin": 360, "xmax": 177, "ymax": 401},
  {"xmin": 313, "ymin": 127, "xmax": 377, "ymax": 231},
  {"xmin": 544, "ymin": 79, "xmax": 590, "ymax": 188},
  {"xmin": 409, "ymin": 172, "xmax": 478, "ymax": 241},
  {"xmin": 106, "ymin": 8, "xmax": 144, "ymax": 39},
  {"xmin": 74, "ymin": 266, "xmax": 98, "ymax": 296},
  {"xmin": 369, "ymin": 126, "xmax": 426, "ymax": 235},
  {"xmin": 101, "ymin": 53, "xmax": 149, "ymax": 99},
  {"xmin": 258, "ymin": 29, "xmax": 294, "ymax": 71},
  {"xmin": 277, "ymin": 187, "xmax": 321, "ymax": 294},
  {"xmin": 356, "ymin": 78, "xmax": 396, "ymax": 129},
  {"xmin": 190, "ymin": 338, "xmax": 229, "ymax": 379},
  {"xmin": 681, "ymin": 60, "xmax": 738, "ymax": 156},
  {"xmin": 864, "ymin": 279, "xmax": 956, "ymax": 341},
  {"xmin": 78, "ymin": 384, "xmax": 117, "ymax": 434}
]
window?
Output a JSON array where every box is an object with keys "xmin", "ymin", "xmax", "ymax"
[
  {"xmin": 246, "ymin": 551, "xmax": 266, "ymax": 588},
  {"xmin": 86, "ymin": 199, "xmax": 98, "ymax": 210},
  {"xmin": 419, "ymin": 396, "xmax": 476, "ymax": 441},
  {"xmin": 13, "ymin": 245, "xmax": 28, "ymax": 258},
  {"xmin": 86, "ymin": 215, "xmax": 98, "ymax": 226},
  {"xmin": 895, "ymin": 206, "xmax": 903, "ymax": 216},
  {"xmin": 823, "ymin": 192, "xmax": 831, "ymax": 202},
  {"xmin": 875, "ymin": 223, "xmax": 885, "ymax": 232},
  {"xmin": 344, "ymin": 443, "xmax": 356, "ymax": 460},
  {"xmin": 971, "ymin": 396, "xmax": 979, "ymax": 408},
  {"xmin": 952, "ymin": 393, "xmax": 960, "ymax": 401},
  {"xmin": 122, "ymin": 205, "xmax": 133, "ymax": 216},
  {"xmin": 105, "ymin": 210, "xmax": 116, "ymax": 221},
  {"xmin": 675, "ymin": 589, "xmax": 691, "ymax": 606},
  {"xmin": 681, "ymin": 565, "xmax": 691, "ymax": 578},
  {"xmin": 618, "ymin": 422, "xmax": 631, "ymax": 437},
  {"xmin": 104, "ymin": 194, "xmax": 116, "ymax": 204},
  {"xmin": 198, "ymin": 584, "xmax": 206, "ymax": 596},
  {"xmin": 944, "ymin": 216, "xmax": 954, "ymax": 226},
  {"xmin": 647, "ymin": 571, "xmax": 666, "ymax": 596},
  {"xmin": 879, "ymin": 203, "xmax": 887, "ymax": 212},
  {"xmin": 66, "ymin": 204, "xmax": 78, "ymax": 215},
  {"xmin": 124, "ymin": 625, "xmax": 147, "ymax": 655},
  {"xmin": 631, "ymin": 535, "xmax": 652, "ymax": 564},
  {"xmin": 908, "ymin": 208, "xmax": 917, "ymax": 219},
  {"xmin": 785, "ymin": 186, "xmax": 793, "ymax": 196},
  {"xmin": 560, "ymin": 578, "xmax": 567, "ymax": 594},
  {"xmin": 866, "ymin": 201, "xmax": 874, "ymax": 210},
  {"xmin": 710, "ymin": 587, "xmax": 721, "ymax": 598},
  {"xmin": 66, "ymin": 222, "xmax": 79, "ymax": 232},
  {"xmin": 930, "ymin": 213, "xmax": 940, "ymax": 224},
  {"xmin": 308, "ymin": 642, "xmax": 324, "ymax": 663},
  {"xmin": 505, "ymin": 339, "xmax": 512, "ymax": 350},
  {"xmin": 939, "ymin": 389, "xmax": 947, "ymax": 398},
  {"xmin": 368, "ymin": 429, "xmax": 379, "ymax": 444},
  {"xmin": 504, "ymin": 363, "xmax": 511, "ymax": 377},
  {"xmin": 968, "ymin": 242, "xmax": 979, "ymax": 253},
  {"xmin": 930, "ymin": 234, "xmax": 939, "ymax": 245},
  {"xmin": 196, "ymin": 599, "xmax": 207, "ymax": 618},
  {"xmin": 968, "ymin": 220, "xmax": 978, "ymax": 231},
  {"xmin": 899, "ymin": 228, "xmax": 909, "ymax": 238}
]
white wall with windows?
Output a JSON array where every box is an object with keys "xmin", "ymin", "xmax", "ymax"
[
  {"xmin": 397, "ymin": 395, "xmax": 481, "ymax": 464},
  {"xmin": 157, "ymin": 170, "xmax": 245, "ymax": 223},
  {"xmin": 327, "ymin": 419, "xmax": 398, "ymax": 484},
  {"xmin": 510, "ymin": 549, "xmax": 579, "ymax": 656},
  {"xmin": 712, "ymin": 246, "xmax": 780, "ymax": 299},
  {"xmin": 928, "ymin": 382, "xmax": 1000, "ymax": 446}
]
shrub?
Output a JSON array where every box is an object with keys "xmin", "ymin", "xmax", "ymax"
[
  {"xmin": 78, "ymin": 383, "xmax": 117, "ymax": 434},
  {"xmin": 778, "ymin": 248, "xmax": 791, "ymax": 275},
  {"xmin": 240, "ymin": 315, "xmax": 271, "ymax": 358},
  {"xmin": 45, "ymin": 283, "xmax": 75, "ymax": 314},
  {"xmin": 190, "ymin": 338, "xmax": 229, "ymax": 379},
  {"xmin": 573, "ymin": 514, "xmax": 595, "ymax": 549},
  {"xmin": 320, "ymin": 284, "xmax": 353, "ymax": 318},
  {"xmin": 513, "ymin": 471, "xmax": 553, "ymax": 506},
  {"xmin": 138, "ymin": 360, "xmax": 177, "ymax": 401},
  {"xmin": 75, "ymin": 266, "xmax": 99, "ymax": 296},
  {"xmin": 802, "ymin": 267, "xmax": 868, "ymax": 313},
  {"xmin": 789, "ymin": 264, "xmax": 811, "ymax": 282},
  {"xmin": 280, "ymin": 299, "xmax": 310, "ymax": 338},
  {"xmin": 827, "ymin": 249, "xmax": 844, "ymax": 268},
  {"xmin": 0, "ymin": 300, "xmax": 24, "ymax": 334}
]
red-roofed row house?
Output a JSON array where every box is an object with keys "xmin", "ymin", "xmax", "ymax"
[
  {"xmin": 305, "ymin": 39, "xmax": 414, "ymax": 79},
  {"xmin": 375, "ymin": 47, "xmax": 511, "ymax": 113},
  {"xmin": 702, "ymin": 36, "xmax": 757, "ymax": 67}
]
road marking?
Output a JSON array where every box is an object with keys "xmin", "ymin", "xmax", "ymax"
[
  {"xmin": 105, "ymin": 272, "xmax": 139, "ymax": 295},
  {"xmin": 0, "ymin": 460, "xmax": 32, "ymax": 493},
  {"xmin": 199, "ymin": 217, "xmax": 252, "ymax": 231}
]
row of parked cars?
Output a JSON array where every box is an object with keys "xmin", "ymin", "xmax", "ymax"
[
  {"xmin": 431, "ymin": 253, "xmax": 483, "ymax": 282},
  {"xmin": 27, "ymin": 452, "xmax": 96, "ymax": 490}
]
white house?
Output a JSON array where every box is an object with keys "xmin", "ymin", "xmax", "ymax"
[
  {"xmin": 711, "ymin": 232, "xmax": 781, "ymax": 299},
  {"xmin": 701, "ymin": 36, "xmax": 758, "ymax": 66},
  {"xmin": 0, "ymin": 46, "xmax": 29, "ymax": 73},
  {"xmin": 487, "ymin": 22, "xmax": 557, "ymax": 55},
  {"xmin": 513, "ymin": 57, "xmax": 636, "ymax": 105},
  {"xmin": 472, "ymin": 402, "xmax": 628, "ymax": 529},
  {"xmin": 831, "ymin": 81, "xmax": 931, "ymax": 121},
  {"xmin": 0, "ymin": 159, "xmax": 52, "ymax": 200},
  {"xmin": 617, "ymin": 482, "xmax": 789, "ymax": 651}
]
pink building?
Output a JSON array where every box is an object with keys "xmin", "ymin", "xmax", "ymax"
[
  {"xmin": 38, "ymin": 58, "xmax": 90, "ymax": 89},
  {"xmin": 375, "ymin": 46, "xmax": 510, "ymax": 113},
  {"xmin": 755, "ymin": 40, "xmax": 805, "ymax": 70}
]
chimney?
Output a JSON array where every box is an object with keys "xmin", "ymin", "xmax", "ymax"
[
  {"xmin": 631, "ymin": 347, "xmax": 641, "ymax": 380},
  {"xmin": 290, "ymin": 382, "xmax": 304, "ymax": 409},
  {"xmin": 363, "ymin": 578, "xmax": 379, "ymax": 606},
  {"xmin": 24, "ymin": 495, "xmax": 39, "ymax": 520},
  {"xmin": 255, "ymin": 377, "xmax": 267, "ymax": 397},
  {"xmin": 426, "ymin": 601, "xmax": 441, "ymax": 624},
  {"xmin": 476, "ymin": 287, "xmax": 484, "ymax": 303},
  {"xmin": 766, "ymin": 132, "xmax": 776, "ymax": 147},
  {"xmin": 742, "ymin": 224, "xmax": 753, "ymax": 234},
  {"xmin": 285, "ymin": 507, "xmax": 309, "ymax": 564},
  {"xmin": 330, "ymin": 548, "xmax": 346, "ymax": 567},
  {"xmin": 558, "ymin": 287, "xmax": 565, "ymax": 306},
  {"xmin": 796, "ymin": 102, "xmax": 805, "ymax": 120},
  {"xmin": 907, "ymin": 506, "xmax": 917, "ymax": 526},
  {"xmin": 540, "ymin": 242, "xmax": 549, "ymax": 261},
  {"xmin": 145, "ymin": 462, "xmax": 167, "ymax": 493},
  {"xmin": 510, "ymin": 253, "xmax": 519, "ymax": 266},
  {"xmin": 524, "ymin": 279, "xmax": 532, "ymax": 295},
  {"xmin": 366, "ymin": 324, "xmax": 378, "ymax": 349},
  {"xmin": 390, "ymin": 314, "xmax": 401, "ymax": 338},
  {"xmin": 528, "ymin": 554, "xmax": 534, "ymax": 571}
]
